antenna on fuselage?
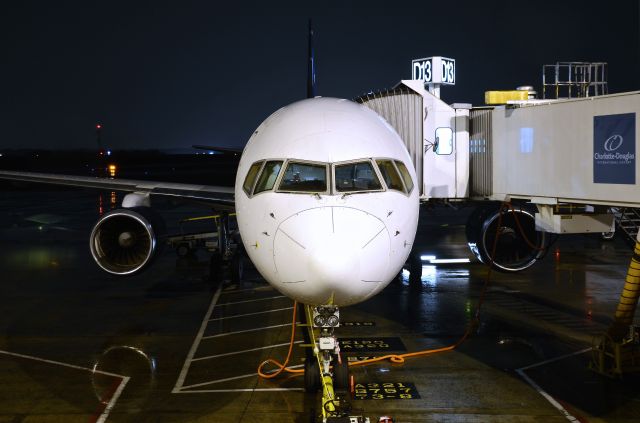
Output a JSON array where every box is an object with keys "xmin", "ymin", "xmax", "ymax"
[{"xmin": 307, "ymin": 19, "xmax": 317, "ymax": 98}]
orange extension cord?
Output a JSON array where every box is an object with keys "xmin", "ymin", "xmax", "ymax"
[{"xmin": 257, "ymin": 202, "xmax": 536, "ymax": 376}]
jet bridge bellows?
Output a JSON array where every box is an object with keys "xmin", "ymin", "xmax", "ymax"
[
  {"xmin": 356, "ymin": 87, "xmax": 424, "ymax": 195},
  {"xmin": 356, "ymin": 80, "xmax": 470, "ymax": 200}
]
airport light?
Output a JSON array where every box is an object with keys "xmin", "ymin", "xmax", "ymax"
[
  {"xmin": 420, "ymin": 254, "xmax": 470, "ymax": 264},
  {"xmin": 428, "ymin": 258, "xmax": 470, "ymax": 264}
]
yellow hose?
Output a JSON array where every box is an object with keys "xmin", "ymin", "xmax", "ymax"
[{"xmin": 609, "ymin": 238, "xmax": 640, "ymax": 340}]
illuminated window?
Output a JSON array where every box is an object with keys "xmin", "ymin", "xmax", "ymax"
[
  {"xmin": 435, "ymin": 127, "xmax": 453, "ymax": 155},
  {"xmin": 254, "ymin": 160, "xmax": 283, "ymax": 194},
  {"xmin": 278, "ymin": 161, "xmax": 327, "ymax": 193},
  {"xmin": 334, "ymin": 161, "xmax": 382, "ymax": 192},
  {"xmin": 243, "ymin": 161, "xmax": 263, "ymax": 195},
  {"xmin": 376, "ymin": 159, "xmax": 406, "ymax": 193},
  {"xmin": 394, "ymin": 160, "xmax": 414, "ymax": 193}
]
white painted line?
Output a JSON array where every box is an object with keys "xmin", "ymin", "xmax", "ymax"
[
  {"xmin": 0, "ymin": 349, "xmax": 127, "ymax": 423},
  {"xmin": 0, "ymin": 349, "xmax": 123, "ymax": 378},
  {"xmin": 516, "ymin": 348, "xmax": 591, "ymax": 422},
  {"xmin": 202, "ymin": 322, "xmax": 298, "ymax": 339},
  {"xmin": 216, "ymin": 295, "xmax": 286, "ymax": 306},
  {"xmin": 172, "ymin": 285, "xmax": 223, "ymax": 393},
  {"xmin": 221, "ymin": 285, "xmax": 275, "ymax": 294},
  {"xmin": 178, "ymin": 364, "xmax": 304, "ymax": 390},
  {"xmin": 96, "ymin": 376, "xmax": 130, "ymax": 423},
  {"xmin": 176, "ymin": 388, "xmax": 305, "ymax": 393},
  {"xmin": 518, "ymin": 347, "xmax": 591, "ymax": 371},
  {"xmin": 208, "ymin": 306, "xmax": 293, "ymax": 321},
  {"xmin": 191, "ymin": 341, "xmax": 302, "ymax": 361},
  {"xmin": 516, "ymin": 369, "xmax": 578, "ymax": 422}
]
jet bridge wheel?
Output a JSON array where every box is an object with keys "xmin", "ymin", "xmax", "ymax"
[{"xmin": 466, "ymin": 204, "xmax": 547, "ymax": 273}]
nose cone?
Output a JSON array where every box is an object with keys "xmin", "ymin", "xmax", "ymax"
[
  {"xmin": 308, "ymin": 232, "xmax": 360, "ymax": 289},
  {"xmin": 273, "ymin": 207, "xmax": 390, "ymax": 306}
]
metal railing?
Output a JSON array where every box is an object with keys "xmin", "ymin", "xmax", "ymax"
[{"xmin": 542, "ymin": 62, "xmax": 608, "ymax": 99}]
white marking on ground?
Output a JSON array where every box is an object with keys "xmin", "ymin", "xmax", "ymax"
[
  {"xmin": 0, "ymin": 349, "xmax": 128, "ymax": 423},
  {"xmin": 191, "ymin": 341, "xmax": 302, "ymax": 361},
  {"xmin": 96, "ymin": 376, "xmax": 130, "ymax": 423},
  {"xmin": 516, "ymin": 348, "xmax": 591, "ymax": 422},
  {"xmin": 202, "ymin": 322, "xmax": 298, "ymax": 339},
  {"xmin": 173, "ymin": 283, "xmax": 300, "ymax": 393},
  {"xmin": 179, "ymin": 364, "xmax": 304, "ymax": 390},
  {"xmin": 208, "ymin": 306, "xmax": 293, "ymax": 321},
  {"xmin": 172, "ymin": 285, "xmax": 223, "ymax": 393},
  {"xmin": 177, "ymin": 388, "xmax": 305, "ymax": 393},
  {"xmin": 216, "ymin": 295, "xmax": 286, "ymax": 306}
]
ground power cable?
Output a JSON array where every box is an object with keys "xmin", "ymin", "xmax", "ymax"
[{"xmin": 257, "ymin": 201, "xmax": 528, "ymax": 376}]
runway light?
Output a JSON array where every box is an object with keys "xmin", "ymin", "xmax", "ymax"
[{"xmin": 420, "ymin": 255, "xmax": 436, "ymax": 261}]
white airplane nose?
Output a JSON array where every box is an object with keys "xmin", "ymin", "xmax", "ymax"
[
  {"xmin": 272, "ymin": 206, "xmax": 391, "ymax": 306},
  {"xmin": 308, "ymin": 232, "xmax": 360, "ymax": 289}
]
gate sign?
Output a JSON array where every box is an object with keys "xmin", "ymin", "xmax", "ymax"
[
  {"xmin": 412, "ymin": 56, "xmax": 455, "ymax": 85},
  {"xmin": 593, "ymin": 113, "xmax": 636, "ymax": 184}
]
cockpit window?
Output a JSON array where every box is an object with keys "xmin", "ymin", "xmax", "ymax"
[
  {"xmin": 376, "ymin": 159, "xmax": 406, "ymax": 193},
  {"xmin": 278, "ymin": 161, "xmax": 327, "ymax": 192},
  {"xmin": 335, "ymin": 161, "xmax": 382, "ymax": 192},
  {"xmin": 254, "ymin": 160, "xmax": 283, "ymax": 194},
  {"xmin": 394, "ymin": 160, "xmax": 414, "ymax": 194},
  {"xmin": 243, "ymin": 161, "xmax": 263, "ymax": 195}
]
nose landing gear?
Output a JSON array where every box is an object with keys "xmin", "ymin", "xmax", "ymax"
[{"xmin": 303, "ymin": 305, "xmax": 374, "ymax": 423}]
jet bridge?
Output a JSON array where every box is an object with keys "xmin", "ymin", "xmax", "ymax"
[{"xmin": 356, "ymin": 75, "xmax": 640, "ymax": 272}]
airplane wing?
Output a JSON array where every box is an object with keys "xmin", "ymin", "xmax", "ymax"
[{"xmin": 0, "ymin": 170, "xmax": 235, "ymax": 208}]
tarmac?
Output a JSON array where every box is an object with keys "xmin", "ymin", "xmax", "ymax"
[{"xmin": 1, "ymin": 188, "xmax": 639, "ymax": 422}]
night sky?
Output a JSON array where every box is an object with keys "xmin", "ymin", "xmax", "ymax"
[{"xmin": 1, "ymin": 1, "xmax": 638, "ymax": 151}]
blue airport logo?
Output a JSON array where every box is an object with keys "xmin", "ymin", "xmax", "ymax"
[{"xmin": 593, "ymin": 113, "xmax": 636, "ymax": 184}]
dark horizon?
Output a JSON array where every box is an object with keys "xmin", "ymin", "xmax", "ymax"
[{"xmin": 2, "ymin": 1, "xmax": 639, "ymax": 151}]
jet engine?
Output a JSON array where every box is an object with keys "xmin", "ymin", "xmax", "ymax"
[
  {"xmin": 90, "ymin": 207, "xmax": 165, "ymax": 275},
  {"xmin": 466, "ymin": 204, "xmax": 547, "ymax": 272}
]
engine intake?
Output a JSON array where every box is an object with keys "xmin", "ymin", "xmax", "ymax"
[{"xmin": 90, "ymin": 207, "xmax": 165, "ymax": 275}]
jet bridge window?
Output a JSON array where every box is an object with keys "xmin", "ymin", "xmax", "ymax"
[
  {"xmin": 278, "ymin": 161, "xmax": 327, "ymax": 193},
  {"xmin": 254, "ymin": 160, "xmax": 283, "ymax": 194},
  {"xmin": 376, "ymin": 159, "xmax": 406, "ymax": 193},
  {"xmin": 435, "ymin": 127, "xmax": 453, "ymax": 155},
  {"xmin": 334, "ymin": 161, "xmax": 382, "ymax": 192},
  {"xmin": 243, "ymin": 161, "xmax": 263, "ymax": 195}
]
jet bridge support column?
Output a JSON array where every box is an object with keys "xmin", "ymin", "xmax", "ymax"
[
  {"xmin": 610, "ymin": 233, "xmax": 640, "ymax": 340},
  {"xmin": 591, "ymin": 232, "xmax": 640, "ymax": 377}
]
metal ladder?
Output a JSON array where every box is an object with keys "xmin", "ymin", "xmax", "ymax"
[{"xmin": 615, "ymin": 208, "xmax": 640, "ymax": 244}]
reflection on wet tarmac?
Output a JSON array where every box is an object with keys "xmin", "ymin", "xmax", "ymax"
[{"xmin": 92, "ymin": 345, "xmax": 156, "ymax": 411}]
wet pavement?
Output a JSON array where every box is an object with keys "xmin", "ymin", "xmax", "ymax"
[{"xmin": 1, "ymin": 188, "xmax": 639, "ymax": 422}]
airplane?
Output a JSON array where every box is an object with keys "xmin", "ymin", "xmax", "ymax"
[{"xmin": 0, "ymin": 20, "xmax": 419, "ymax": 418}]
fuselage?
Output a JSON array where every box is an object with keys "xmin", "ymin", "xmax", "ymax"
[{"xmin": 234, "ymin": 97, "xmax": 419, "ymax": 306}]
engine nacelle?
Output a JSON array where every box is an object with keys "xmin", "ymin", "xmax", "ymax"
[
  {"xmin": 466, "ymin": 204, "xmax": 548, "ymax": 272},
  {"xmin": 90, "ymin": 207, "xmax": 165, "ymax": 276}
]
